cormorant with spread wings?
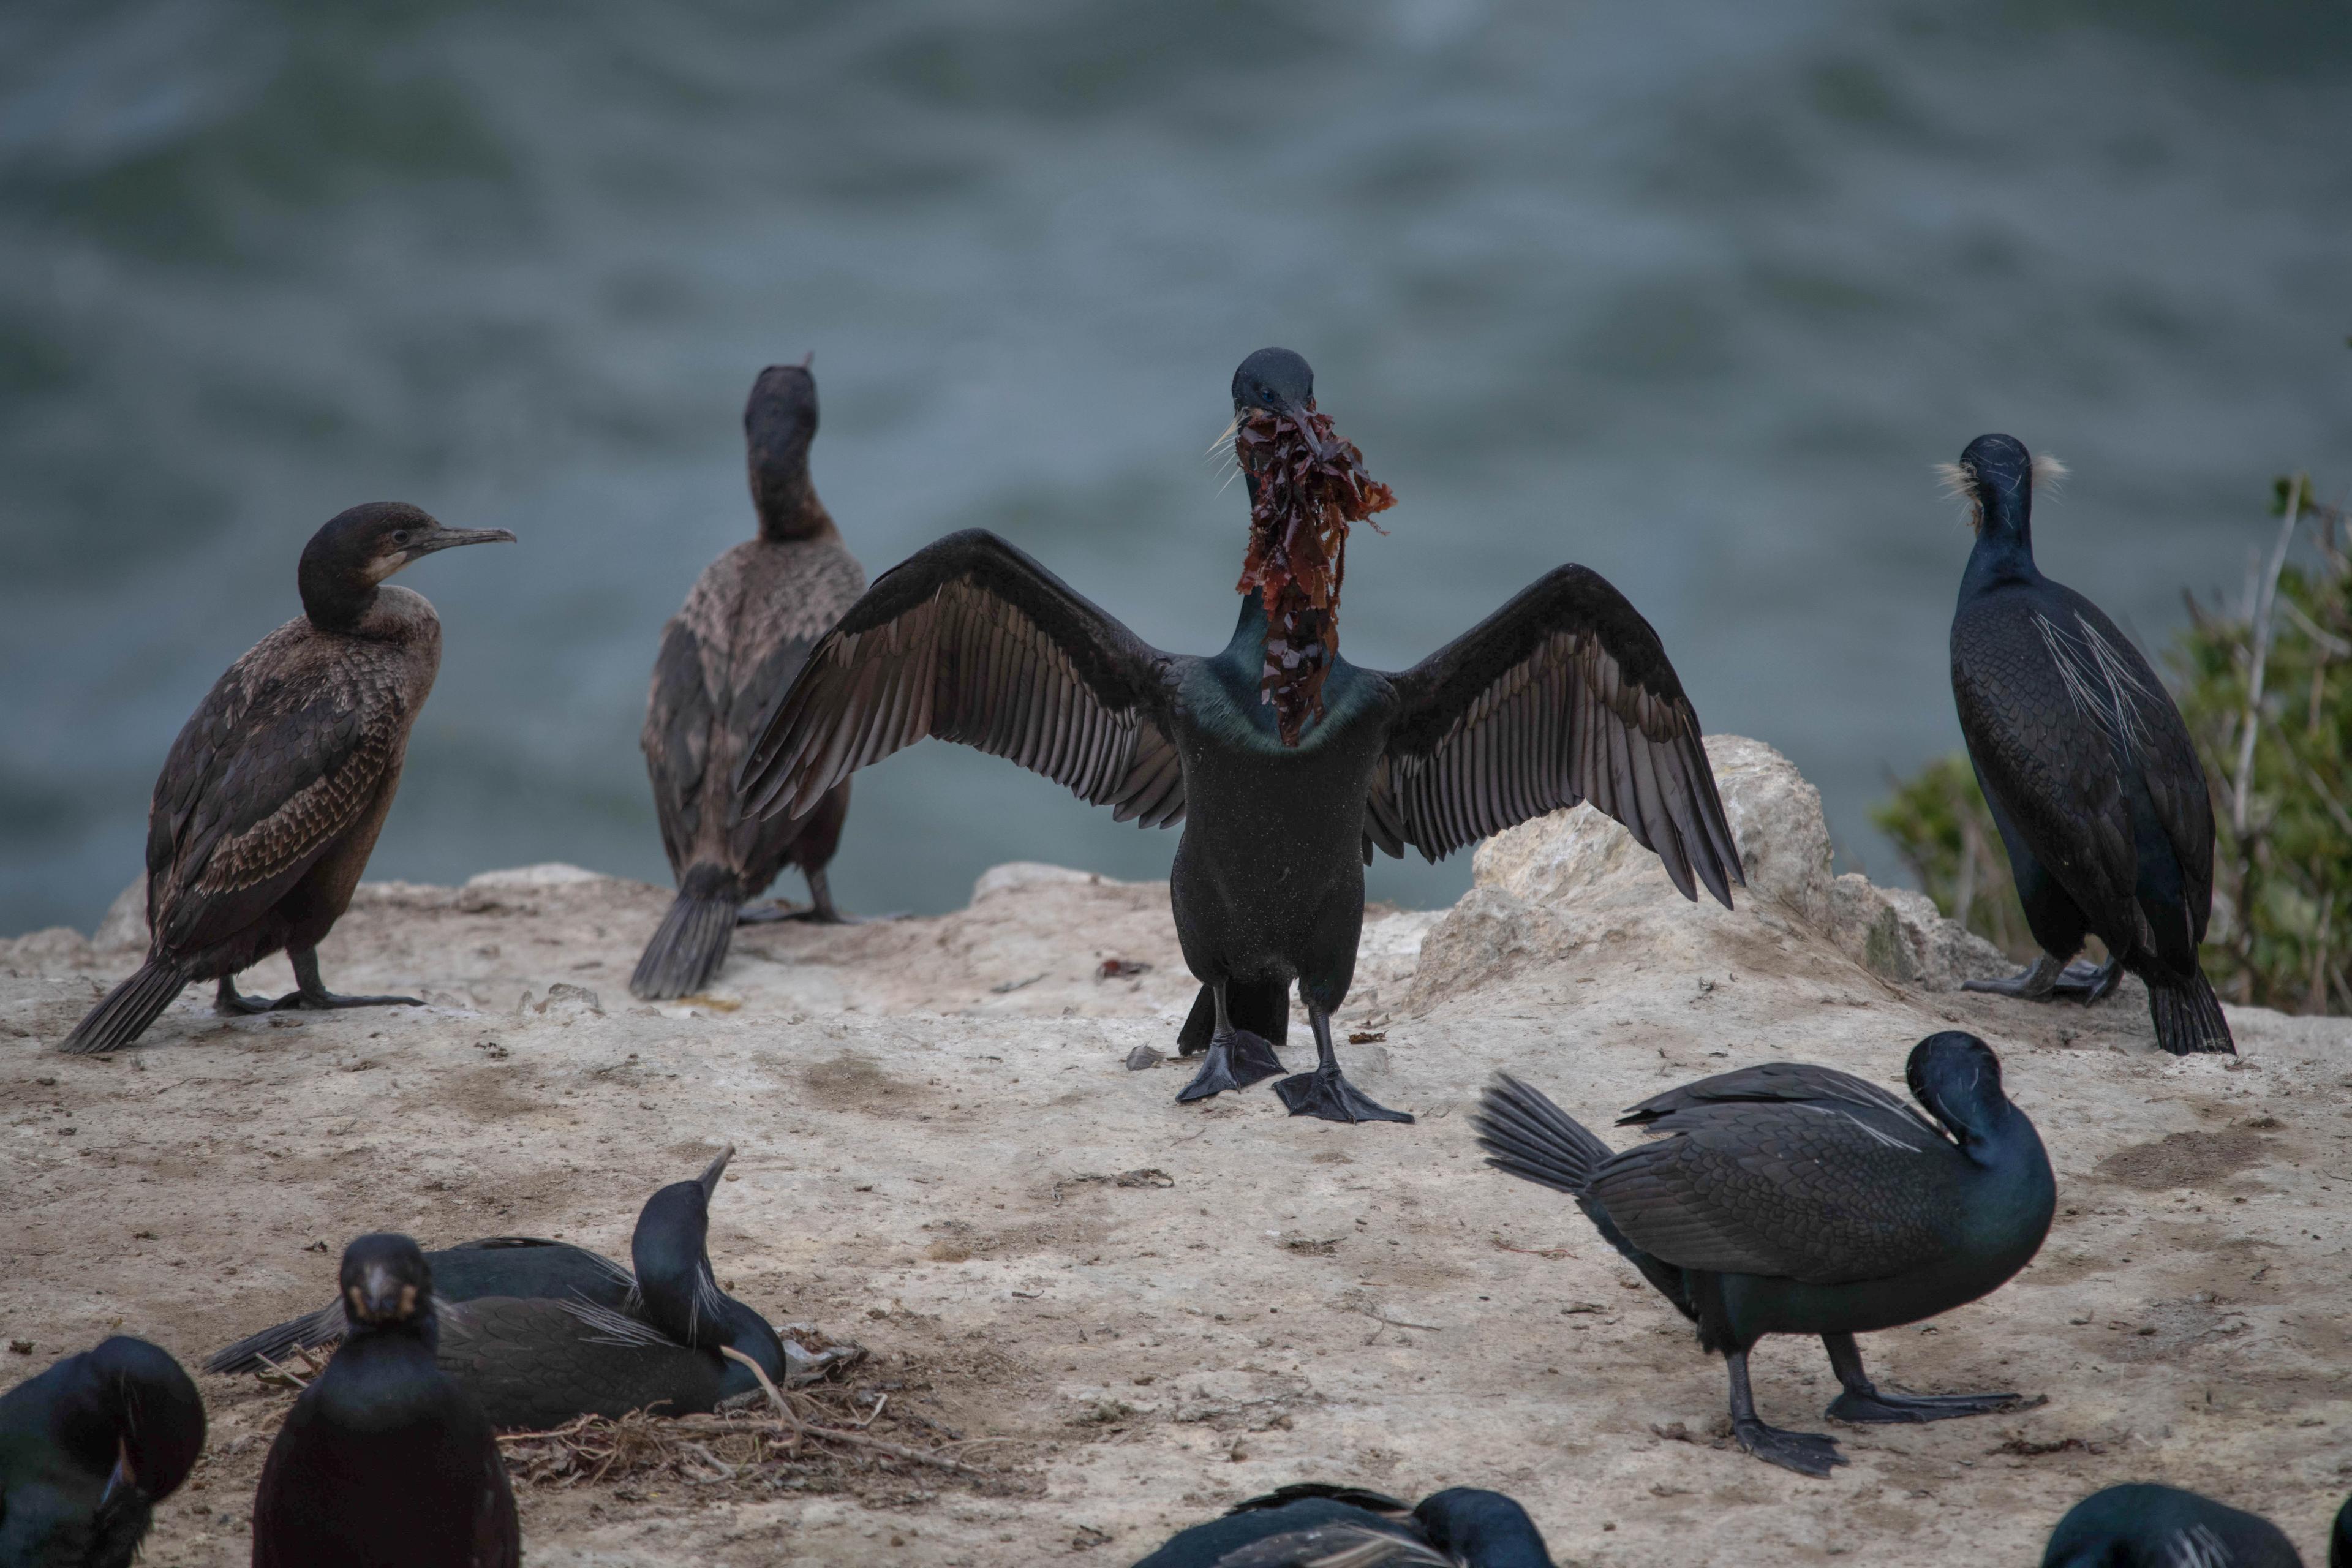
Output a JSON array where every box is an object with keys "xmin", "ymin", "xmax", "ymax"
[{"xmin": 741, "ymin": 348, "xmax": 1741, "ymax": 1125}]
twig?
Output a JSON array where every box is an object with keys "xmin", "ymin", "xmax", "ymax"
[
  {"xmin": 719, "ymin": 1346, "xmax": 804, "ymax": 1439},
  {"xmin": 2235, "ymin": 475, "xmax": 2303, "ymax": 837},
  {"xmin": 254, "ymin": 1351, "xmax": 311, "ymax": 1390}
]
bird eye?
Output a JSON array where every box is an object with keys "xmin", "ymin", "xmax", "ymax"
[{"xmin": 391, "ymin": 530, "xmax": 412, "ymax": 546}]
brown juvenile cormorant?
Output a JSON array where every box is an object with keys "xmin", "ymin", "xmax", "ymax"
[
  {"xmin": 1474, "ymin": 1033, "xmax": 2053, "ymax": 1476},
  {"xmin": 1943, "ymin": 434, "xmax": 2233, "ymax": 1054},
  {"xmin": 0, "ymin": 1336, "xmax": 205, "ymax": 1568},
  {"xmin": 631, "ymin": 360, "xmax": 869, "ymax": 1000},
  {"xmin": 740, "ymin": 347, "xmax": 1740, "ymax": 1125},
  {"xmin": 1133, "ymin": 1483, "xmax": 1555, "ymax": 1567},
  {"xmin": 58, "ymin": 504, "xmax": 513, "ymax": 1055},
  {"xmin": 2041, "ymin": 1483, "xmax": 2321, "ymax": 1568},
  {"xmin": 251, "ymin": 1235, "xmax": 519, "ymax": 1568}
]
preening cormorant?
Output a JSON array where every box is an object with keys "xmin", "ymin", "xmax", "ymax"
[
  {"xmin": 2041, "ymin": 1484, "xmax": 2316, "ymax": 1568},
  {"xmin": 251, "ymin": 1235, "xmax": 519, "ymax": 1568},
  {"xmin": 59, "ymin": 504, "xmax": 514, "ymax": 1055},
  {"xmin": 204, "ymin": 1150, "xmax": 791, "ymax": 1424},
  {"xmin": 1130, "ymin": 1484, "xmax": 1555, "ymax": 1568},
  {"xmin": 1474, "ymin": 1033, "xmax": 2052, "ymax": 1476},
  {"xmin": 0, "ymin": 1336, "xmax": 204, "ymax": 1568},
  {"xmin": 632, "ymin": 361, "xmax": 869, "ymax": 1000},
  {"xmin": 741, "ymin": 347, "xmax": 1740, "ymax": 1124},
  {"xmin": 1943, "ymin": 434, "xmax": 2234, "ymax": 1054}
]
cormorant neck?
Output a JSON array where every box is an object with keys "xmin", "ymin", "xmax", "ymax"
[
  {"xmin": 1223, "ymin": 589, "xmax": 1270, "ymax": 660},
  {"xmin": 752, "ymin": 462, "xmax": 834, "ymax": 543},
  {"xmin": 299, "ymin": 571, "xmax": 379, "ymax": 635},
  {"xmin": 345, "ymin": 1313, "xmax": 439, "ymax": 1357},
  {"xmin": 1961, "ymin": 503, "xmax": 2038, "ymax": 594}
]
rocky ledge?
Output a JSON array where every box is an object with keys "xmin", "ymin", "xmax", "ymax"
[{"xmin": 2, "ymin": 737, "xmax": 2346, "ymax": 1567}]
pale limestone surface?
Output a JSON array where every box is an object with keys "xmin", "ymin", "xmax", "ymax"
[{"xmin": 2, "ymin": 737, "xmax": 2346, "ymax": 1567}]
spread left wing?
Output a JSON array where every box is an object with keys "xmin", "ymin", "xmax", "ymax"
[{"xmin": 1365, "ymin": 564, "xmax": 1740, "ymax": 906}]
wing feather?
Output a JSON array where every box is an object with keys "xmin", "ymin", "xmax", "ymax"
[
  {"xmin": 1368, "ymin": 565, "xmax": 1740, "ymax": 904},
  {"xmin": 740, "ymin": 531, "xmax": 1183, "ymax": 826}
]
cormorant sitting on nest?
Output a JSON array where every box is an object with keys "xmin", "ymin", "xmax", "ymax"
[
  {"xmin": 1943, "ymin": 434, "xmax": 2233, "ymax": 1054},
  {"xmin": 203, "ymin": 1150, "xmax": 802, "ymax": 1423},
  {"xmin": 1133, "ymin": 1483, "xmax": 1555, "ymax": 1567},
  {"xmin": 251, "ymin": 1235, "xmax": 519, "ymax": 1568},
  {"xmin": 59, "ymin": 504, "xmax": 513, "ymax": 1055},
  {"xmin": 1475, "ymin": 1033, "xmax": 2052, "ymax": 1476},
  {"xmin": 741, "ymin": 347, "xmax": 1739, "ymax": 1125},
  {"xmin": 0, "ymin": 1336, "xmax": 204, "ymax": 1568},
  {"xmin": 633, "ymin": 360, "xmax": 869, "ymax": 1000},
  {"xmin": 2040, "ymin": 1484, "xmax": 2316, "ymax": 1568}
]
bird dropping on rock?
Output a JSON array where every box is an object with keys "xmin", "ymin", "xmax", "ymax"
[{"xmin": 1234, "ymin": 406, "xmax": 1395, "ymax": 746}]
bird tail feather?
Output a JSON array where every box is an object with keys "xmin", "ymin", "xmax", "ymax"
[
  {"xmin": 630, "ymin": 865, "xmax": 742, "ymax": 1001},
  {"xmin": 1474, "ymin": 1072, "xmax": 1698, "ymax": 1321},
  {"xmin": 1473, "ymin": 1072, "xmax": 1614, "ymax": 1196},
  {"xmin": 2148, "ymin": 970, "xmax": 2234, "ymax": 1055},
  {"xmin": 203, "ymin": 1303, "xmax": 345, "ymax": 1375},
  {"xmin": 58, "ymin": 957, "xmax": 187, "ymax": 1055}
]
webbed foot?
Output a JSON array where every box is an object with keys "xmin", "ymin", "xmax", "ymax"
[
  {"xmin": 1733, "ymin": 1415, "xmax": 1846, "ymax": 1477},
  {"xmin": 1176, "ymin": 1030, "xmax": 1286, "ymax": 1103},
  {"xmin": 215, "ymin": 978, "xmax": 275, "ymax": 1016},
  {"xmin": 1272, "ymin": 1065, "xmax": 1412, "ymax": 1124},
  {"xmin": 275, "ymin": 988, "xmax": 425, "ymax": 1011},
  {"xmin": 1827, "ymin": 1388, "xmax": 2030, "ymax": 1424},
  {"xmin": 2048, "ymin": 958, "xmax": 2120, "ymax": 1005},
  {"xmin": 1962, "ymin": 952, "xmax": 2063, "ymax": 1000}
]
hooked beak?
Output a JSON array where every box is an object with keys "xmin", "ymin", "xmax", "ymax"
[
  {"xmin": 1278, "ymin": 395, "xmax": 1329, "ymax": 461},
  {"xmin": 698, "ymin": 1144, "xmax": 736, "ymax": 1199},
  {"xmin": 349, "ymin": 1262, "xmax": 418, "ymax": 1323},
  {"xmin": 406, "ymin": 526, "xmax": 518, "ymax": 561},
  {"xmin": 99, "ymin": 1438, "xmax": 134, "ymax": 1507}
]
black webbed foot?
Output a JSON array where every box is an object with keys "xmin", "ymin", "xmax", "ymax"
[
  {"xmin": 2048, "ymin": 958, "xmax": 2120, "ymax": 1005},
  {"xmin": 1733, "ymin": 1415, "xmax": 1847, "ymax": 1477},
  {"xmin": 215, "ymin": 977, "xmax": 275, "ymax": 1015},
  {"xmin": 1827, "ymin": 1388, "xmax": 2030, "ymax": 1425},
  {"xmin": 1272, "ymin": 1065, "xmax": 1413, "ymax": 1125},
  {"xmin": 1961, "ymin": 952, "xmax": 2061, "ymax": 1000},
  {"xmin": 735, "ymin": 901, "xmax": 799, "ymax": 925},
  {"xmin": 276, "ymin": 988, "xmax": 426, "ymax": 1011},
  {"xmin": 1176, "ymin": 1030, "xmax": 1286, "ymax": 1103}
]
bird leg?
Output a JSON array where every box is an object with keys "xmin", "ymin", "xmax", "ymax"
[
  {"xmin": 258, "ymin": 948, "xmax": 424, "ymax": 1011},
  {"xmin": 1961, "ymin": 951, "xmax": 2065, "ymax": 1000},
  {"xmin": 1271, "ymin": 1005, "xmax": 1412, "ymax": 1125},
  {"xmin": 1175, "ymin": 982, "xmax": 1286, "ymax": 1103},
  {"xmin": 747, "ymin": 869, "xmax": 883, "ymax": 925},
  {"xmin": 1725, "ymin": 1348, "xmax": 1845, "ymax": 1476},
  {"xmin": 1820, "ymin": 1332, "xmax": 2027, "ymax": 1423}
]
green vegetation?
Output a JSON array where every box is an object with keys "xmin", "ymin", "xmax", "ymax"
[{"xmin": 1875, "ymin": 473, "xmax": 2349, "ymax": 1015}]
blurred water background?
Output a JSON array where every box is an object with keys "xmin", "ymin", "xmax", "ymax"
[{"xmin": 3, "ymin": 0, "xmax": 2348, "ymax": 938}]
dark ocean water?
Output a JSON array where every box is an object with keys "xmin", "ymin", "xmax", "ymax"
[{"xmin": 3, "ymin": 0, "xmax": 2348, "ymax": 937}]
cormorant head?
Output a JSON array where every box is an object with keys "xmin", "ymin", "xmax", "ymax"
[
  {"xmin": 1231, "ymin": 347, "xmax": 1327, "ymax": 458},
  {"xmin": 338, "ymin": 1233, "xmax": 434, "ymax": 1330},
  {"xmin": 630, "ymin": 1145, "xmax": 731, "ymax": 1349},
  {"xmin": 1937, "ymin": 433, "xmax": 2064, "ymax": 543},
  {"xmin": 297, "ymin": 502, "xmax": 517, "ymax": 631},
  {"xmin": 6, "ymin": 1336, "xmax": 206, "ymax": 1536},
  {"xmin": 81, "ymin": 1337, "xmax": 205, "ymax": 1506},
  {"xmin": 1906, "ymin": 1031, "xmax": 2010, "ymax": 1140},
  {"xmin": 745, "ymin": 358, "xmax": 832, "ymax": 541},
  {"xmin": 1414, "ymin": 1488, "xmax": 1556, "ymax": 1568}
]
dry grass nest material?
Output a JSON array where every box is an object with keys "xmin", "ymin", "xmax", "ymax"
[{"xmin": 252, "ymin": 1335, "xmax": 1041, "ymax": 1501}]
